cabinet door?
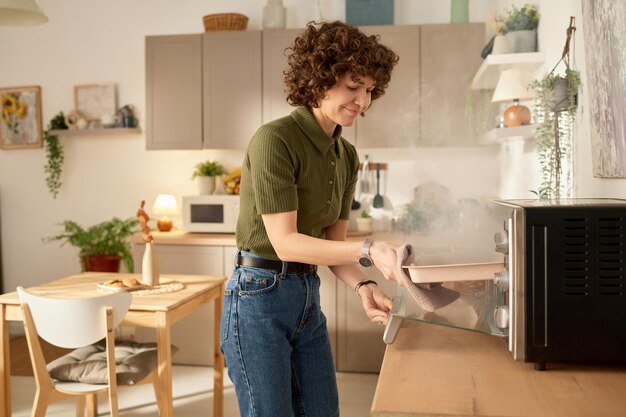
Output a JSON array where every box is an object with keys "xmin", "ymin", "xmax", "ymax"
[
  {"xmin": 315, "ymin": 266, "xmax": 338, "ymax": 365},
  {"xmin": 336, "ymin": 268, "xmax": 395, "ymax": 372},
  {"xmin": 262, "ymin": 29, "xmax": 356, "ymax": 144},
  {"xmin": 419, "ymin": 23, "xmax": 490, "ymax": 146},
  {"xmin": 146, "ymin": 35, "xmax": 203, "ymax": 150},
  {"xmin": 357, "ymin": 25, "xmax": 420, "ymax": 148},
  {"xmin": 203, "ymin": 31, "xmax": 262, "ymax": 149},
  {"xmin": 132, "ymin": 244, "xmax": 225, "ymax": 365}
]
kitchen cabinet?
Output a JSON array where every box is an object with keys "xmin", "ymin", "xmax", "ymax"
[
  {"xmin": 330, "ymin": 266, "xmax": 396, "ymax": 372},
  {"xmin": 145, "ymin": 31, "xmax": 262, "ymax": 150},
  {"xmin": 357, "ymin": 25, "xmax": 420, "ymax": 148},
  {"xmin": 146, "ymin": 35, "xmax": 202, "ymax": 150},
  {"xmin": 420, "ymin": 23, "xmax": 493, "ymax": 146},
  {"xmin": 261, "ymin": 29, "xmax": 356, "ymax": 143}
]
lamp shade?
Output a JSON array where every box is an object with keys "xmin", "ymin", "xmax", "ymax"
[
  {"xmin": 152, "ymin": 194, "xmax": 179, "ymax": 216},
  {"xmin": 0, "ymin": 0, "xmax": 48, "ymax": 26},
  {"xmin": 491, "ymin": 69, "xmax": 534, "ymax": 103}
]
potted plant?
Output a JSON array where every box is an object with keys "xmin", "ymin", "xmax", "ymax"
[
  {"xmin": 192, "ymin": 160, "xmax": 225, "ymax": 195},
  {"xmin": 43, "ymin": 112, "xmax": 68, "ymax": 199},
  {"xmin": 44, "ymin": 217, "xmax": 139, "ymax": 272},
  {"xmin": 529, "ymin": 17, "xmax": 581, "ymax": 200},
  {"xmin": 356, "ymin": 210, "xmax": 374, "ymax": 233},
  {"xmin": 496, "ymin": 3, "xmax": 540, "ymax": 53}
]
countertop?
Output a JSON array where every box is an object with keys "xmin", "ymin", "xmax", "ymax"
[
  {"xmin": 371, "ymin": 320, "xmax": 626, "ymax": 417},
  {"xmin": 130, "ymin": 230, "xmax": 409, "ymax": 247}
]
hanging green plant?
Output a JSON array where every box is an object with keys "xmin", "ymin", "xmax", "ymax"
[
  {"xmin": 44, "ymin": 112, "xmax": 67, "ymax": 199},
  {"xmin": 529, "ymin": 17, "xmax": 581, "ymax": 200}
]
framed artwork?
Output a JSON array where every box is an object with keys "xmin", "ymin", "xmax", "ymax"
[
  {"xmin": 73, "ymin": 84, "xmax": 117, "ymax": 121},
  {"xmin": 0, "ymin": 85, "xmax": 43, "ymax": 150},
  {"xmin": 582, "ymin": 0, "xmax": 626, "ymax": 178}
]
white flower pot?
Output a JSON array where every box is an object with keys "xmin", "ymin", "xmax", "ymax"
[
  {"xmin": 196, "ymin": 176, "xmax": 216, "ymax": 195},
  {"xmin": 505, "ymin": 30, "xmax": 537, "ymax": 53},
  {"xmin": 356, "ymin": 218, "xmax": 374, "ymax": 233}
]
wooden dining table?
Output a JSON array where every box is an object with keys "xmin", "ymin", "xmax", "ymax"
[{"xmin": 0, "ymin": 272, "xmax": 227, "ymax": 417}]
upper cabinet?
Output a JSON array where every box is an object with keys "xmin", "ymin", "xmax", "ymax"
[
  {"xmin": 419, "ymin": 23, "xmax": 491, "ymax": 146},
  {"xmin": 146, "ymin": 24, "xmax": 491, "ymax": 150},
  {"xmin": 357, "ymin": 25, "xmax": 420, "ymax": 148},
  {"xmin": 145, "ymin": 32, "xmax": 261, "ymax": 150},
  {"xmin": 203, "ymin": 31, "xmax": 262, "ymax": 149},
  {"xmin": 146, "ymin": 35, "xmax": 203, "ymax": 150}
]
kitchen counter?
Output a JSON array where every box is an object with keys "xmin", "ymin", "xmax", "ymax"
[
  {"xmin": 130, "ymin": 230, "xmax": 407, "ymax": 247},
  {"xmin": 371, "ymin": 320, "xmax": 626, "ymax": 417},
  {"xmin": 130, "ymin": 230, "xmax": 237, "ymax": 246},
  {"xmin": 130, "ymin": 230, "xmax": 447, "ymax": 248}
]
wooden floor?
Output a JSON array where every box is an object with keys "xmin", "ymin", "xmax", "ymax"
[{"xmin": 9, "ymin": 336, "xmax": 71, "ymax": 376}]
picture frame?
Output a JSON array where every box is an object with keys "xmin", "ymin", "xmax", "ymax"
[
  {"xmin": 73, "ymin": 84, "xmax": 117, "ymax": 122},
  {"xmin": 0, "ymin": 85, "xmax": 43, "ymax": 150}
]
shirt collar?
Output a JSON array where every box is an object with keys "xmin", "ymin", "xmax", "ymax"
[{"xmin": 292, "ymin": 107, "xmax": 344, "ymax": 158}]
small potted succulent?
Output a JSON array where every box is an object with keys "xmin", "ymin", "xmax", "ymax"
[
  {"xmin": 356, "ymin": 210, "xmax": 374, "ymax": 233},
  {"xmin": 496, "ymin": 3, "xmax": 540, "ymax": 53},
  {"xmin": 192, "ymin": 160, "xmax": 225, "ymax": 195}
]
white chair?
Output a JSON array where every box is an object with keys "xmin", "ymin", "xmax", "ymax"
[{"xmin": 17, "ymin": 286, "xmax": 160, "ymax": 417}]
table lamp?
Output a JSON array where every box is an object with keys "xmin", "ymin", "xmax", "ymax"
[
  {"xmin": 492, "ymin": 68, "xmax": 534, "ymax": 127},
  {"xmin": 152, "ymin": 194, "xmax": 179, "ymax": 232}
]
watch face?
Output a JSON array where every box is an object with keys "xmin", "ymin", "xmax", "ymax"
[{"xmin": 359, "ymin": 257, "xmax": 373, "ymax": 267}]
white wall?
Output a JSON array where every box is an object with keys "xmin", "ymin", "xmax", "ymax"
[{"xmin": 1, "ymin": 0, "xmax": 622, "ymax": 296}]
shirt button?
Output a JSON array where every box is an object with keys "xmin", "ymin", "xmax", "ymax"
[
  {"xmin": 326, "ymin": 200, "xmax": 331, "ymax": 205},
  {"xmin": 330, "ymin": 161, "xmax": 335, "ymax": 166},
  {"xmin": 329, "ymin": 180, "xmax": 333, "ymax": 184}
]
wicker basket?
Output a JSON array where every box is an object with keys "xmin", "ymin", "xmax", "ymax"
[{"xmin": 203, "ymin": 13, "xmax": 248, "ymax": 32}]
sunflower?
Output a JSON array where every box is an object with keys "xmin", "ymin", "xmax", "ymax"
[
  {"xmin": 14, "ymin": 100, "xmax": 28, "ymax": 119},
  {"xmin": 1, "ymin": 94, "xmax": 17, "ymax": 114}
]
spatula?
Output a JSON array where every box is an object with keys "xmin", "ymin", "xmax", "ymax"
[{"xmin": 373, "ymin": 163, "xmax": 384, "ymax": 208}]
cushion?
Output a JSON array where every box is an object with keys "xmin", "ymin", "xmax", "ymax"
[{"xmin": 47, "ymin": 340, "xmax": 178, "ymax": 385}]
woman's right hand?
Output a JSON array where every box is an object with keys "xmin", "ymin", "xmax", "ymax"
[{"xmin": 369, "ymin": 241, "xmax": 403, "ymax": 284}]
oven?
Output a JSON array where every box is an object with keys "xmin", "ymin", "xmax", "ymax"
[{"xmin": 384, "ymin": 198, "xmax": 626, "ymax": 370}]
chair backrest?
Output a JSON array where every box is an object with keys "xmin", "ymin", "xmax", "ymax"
[{"xmin": 17, "ymin": 286, "xmax": 132, "ymax": 349}]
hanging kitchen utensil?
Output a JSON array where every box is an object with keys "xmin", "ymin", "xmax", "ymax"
[
  {"xmin": 373, "ymin": 163, "xmax": 384, "ymax": 208},
  {"xmin": 351, "ymin": 165, "xmax": 361, "ymax": 210},
  {"xmin": 361, "ymin": 155, "xmax": 370, "ymax": 194}
]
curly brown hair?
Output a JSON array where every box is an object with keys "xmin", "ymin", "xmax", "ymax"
[{"xmin": 284, "ymin": 21, "xmax": 399, "ymax": 108}]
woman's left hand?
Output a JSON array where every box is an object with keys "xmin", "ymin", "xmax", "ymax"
[{"xmin": 359, "ymin": 284, "xmax": 393, "ymax": 325}]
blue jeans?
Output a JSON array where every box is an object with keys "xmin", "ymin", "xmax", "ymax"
[{"xmin": 220, "ymin": 252, "xmax": 339, "ymax": 417}]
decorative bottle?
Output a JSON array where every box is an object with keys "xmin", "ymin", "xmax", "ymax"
[
  {"xmin": 263, "ymin": 0, "xmax": 286, "ymax": 29},
  {"xmin": 142, "ymin": 242, "xmax": 160, "ymax": 287}
]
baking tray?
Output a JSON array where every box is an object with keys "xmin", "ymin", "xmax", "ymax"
[{"xmin": 403, "ymin": 255, "xmax": 504, "ymax": 284}]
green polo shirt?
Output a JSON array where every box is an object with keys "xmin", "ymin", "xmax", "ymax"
[{"xmin": 236, "ymin": 106, "xmax": 359, "ymax": 261}]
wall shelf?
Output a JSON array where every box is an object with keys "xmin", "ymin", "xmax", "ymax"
[
  {"xmin": 49, "ymin": 128, "xmax": 142, "ymax": 137},
  {"xmin": 472, "ymin": 52, "xmax": 545, "ymax": 90},
  {"xmin": 479, "ymin": 124, "xmax": 535, "ymax": 145}
]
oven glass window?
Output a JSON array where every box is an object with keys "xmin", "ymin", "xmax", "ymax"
[{"xmin": 191, "ymin": 204, "xmax": 224, "ymax": 223}]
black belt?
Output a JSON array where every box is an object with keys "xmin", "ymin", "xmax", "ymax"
[{"xmin": 236, "ymin": 255, "xmax": 317, "ymax": 274}]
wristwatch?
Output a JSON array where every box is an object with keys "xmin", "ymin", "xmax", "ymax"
[{"xmin": 358, "ymin": 239, "xmax": 374, "ymax": 268}]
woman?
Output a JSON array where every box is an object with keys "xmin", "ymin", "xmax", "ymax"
[{"xmin": 220, "ymin": 20, "xmax": 400, "ymax": 417}]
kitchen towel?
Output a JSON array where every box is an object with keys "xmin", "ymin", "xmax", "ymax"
[{"xmin": 396, "ymin": 244, "xmax": 460, "ymax": 312}]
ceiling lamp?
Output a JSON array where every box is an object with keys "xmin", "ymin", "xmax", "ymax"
[{"xmin": 0, "ymin": 0, "xmax": 48, "ymax": 26}]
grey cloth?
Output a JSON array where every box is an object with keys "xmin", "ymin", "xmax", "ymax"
[
  {"xmin": 47, "ymin": 341, "xmax": 177, "ymax": 385},
  {"xmin": 396, "ymin": 244, "xmax": 460, "ymax": 312}
]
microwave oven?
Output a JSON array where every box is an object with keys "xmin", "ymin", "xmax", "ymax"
[
  {"xmin": 182, "ymin": 195, "xmax": 240, "ymax": 233},
  {"xmin": 384, "ymin": 198, "xmax": 626, "ymax": 370}
]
